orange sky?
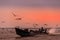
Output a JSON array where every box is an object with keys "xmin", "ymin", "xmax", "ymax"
[{"xmin": 0, "ymin": 7, "xmax": 60, "ymax": 28}]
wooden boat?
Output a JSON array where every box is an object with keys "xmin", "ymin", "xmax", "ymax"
[{"xmin": 15, "ymin": 27, "xmax": 48, "ymax": 37}]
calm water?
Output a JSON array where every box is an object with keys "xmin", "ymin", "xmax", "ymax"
[
  {"xmin": 0, "ymin": 28, "xmax": 60, "ymax": 40},
  {"xmin": 0, "ymin": 35, "xmax": 60, "ymax": 40}
]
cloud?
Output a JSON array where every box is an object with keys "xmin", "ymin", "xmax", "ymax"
[{"xmin": 0, "ymin": 0, "xmax": 60, "ymax": 7}]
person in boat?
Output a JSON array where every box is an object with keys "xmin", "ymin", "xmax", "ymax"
[{"xmin": 39, "ymin": 27, "xmax": 48, "ymax": 34}]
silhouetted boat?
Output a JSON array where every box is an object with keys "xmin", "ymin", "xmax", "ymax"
[{"xmin": 15, "ymin": 27, "xmax": 48, "ymax": 37}]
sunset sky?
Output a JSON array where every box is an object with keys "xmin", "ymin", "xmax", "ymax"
[{"xmin": 0, "ymin": 0, "xmax": 60, "ymax": 28}]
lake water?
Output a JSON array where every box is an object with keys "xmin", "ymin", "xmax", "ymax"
[
  {"xmin": 0, "ymin": 28, "xmax": 60, "ymax": 40},
  {"xmin": 0, "ymin": 35, "xmax": 60, "ymax": 40}
]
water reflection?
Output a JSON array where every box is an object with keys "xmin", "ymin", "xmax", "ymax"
[
  {"xmin": 0, "ymin": 35, "xmax": 60, "ymax": 40},
  {"xmin": 0, "ymin": 38, "xmax": 15, "ymax": 40}
]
